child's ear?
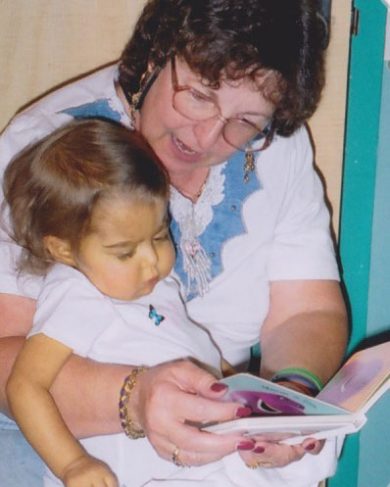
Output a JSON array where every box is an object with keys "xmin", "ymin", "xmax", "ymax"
[{"xmin": 43, "ymin": 235, "xmax": 76, "ymax": 266}]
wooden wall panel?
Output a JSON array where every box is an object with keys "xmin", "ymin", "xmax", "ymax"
[
  {"xmin": 0, "ymin": 0, "xmax": 146, "ymax": 125},
  {"xmin": 309, "ymin": 0, "xmax": 352, "ymax": 234}
]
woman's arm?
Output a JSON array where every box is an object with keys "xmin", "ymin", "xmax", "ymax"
[
  {"xmin": 259, "ymin": 279, "xmax": 348, "ymax": 383},
  {"xmin": 0, "ymin": 292, "xmax": 136, "ymax": 435},
  {"xmin": 0, "ymin": 337, "xmax": 136, "ymax": 437},
  {"xmin": 0, "ymin": 294, "xmax": 36, "ymax": 337},
  {"xmin": 0, "ymin": 294, "xmax": 37, "ymax": 414}
]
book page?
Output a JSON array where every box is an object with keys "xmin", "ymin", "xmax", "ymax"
[
  {"xmin": 317, "ymin": 342, "xmax": 390, "ymax": 413},
  {"xmin": 218, "ymin": 374, "xmax": 347, "ymax": 417}
]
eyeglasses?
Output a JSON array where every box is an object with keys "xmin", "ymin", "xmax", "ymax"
[{"xmin": 170, "ymin": 56, "xmax": 274, "ymax": 152}]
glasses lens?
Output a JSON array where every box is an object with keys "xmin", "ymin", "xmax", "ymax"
[
  {"xmin": 173, "ymin": 89, "xmax": 219, "ymax": 121},
  {"xmin": 223, "ymin": 119, "xmax": 270, "ymax": 151}
]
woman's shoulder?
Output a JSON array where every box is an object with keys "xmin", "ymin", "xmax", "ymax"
[
  {"xmin": 0, "ymin": 64, "xmax": 121, "ymax": 165},
  {"xmin": 9, "ymin": 64, "xmax": 118, "ymax": 123},
  {"xmin": 262, "ymin": 126, "xmax": 312, "ymax": 164},
  {"xmin": 22, "ymin": 63, "xmax": 119, "ymax": 116},
  {"xmin": 255, "ymin": 126, "xmax": 314, "ymax": 184}
]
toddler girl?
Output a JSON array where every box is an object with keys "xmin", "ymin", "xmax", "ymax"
[{"xmin": 4, "ymin": 119, "xmax": 222, "ymax": 487}]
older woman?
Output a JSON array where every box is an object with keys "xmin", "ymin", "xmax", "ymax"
[{"xmin": 0, "ymin": 1, "xmax": 348, "ymax": 486}]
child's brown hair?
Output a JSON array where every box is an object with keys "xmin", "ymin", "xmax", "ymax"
[{"xmin": 3, "ymin": 119, "xmax": 169, "ymax": 275}]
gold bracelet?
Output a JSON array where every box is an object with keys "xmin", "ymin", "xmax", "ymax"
[{"xmin": 119, "ymin": 367, "xmax": 147, "ymax": 439}]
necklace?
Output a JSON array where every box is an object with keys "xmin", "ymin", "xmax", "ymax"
[{"xmin": 173, "ymin": 170, "xmax": 210, "ymax": 203}]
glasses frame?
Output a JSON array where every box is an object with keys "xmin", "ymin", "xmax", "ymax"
[{"xmin": 170, "ymin": 56, "xmax": 274, "ymax": 153}]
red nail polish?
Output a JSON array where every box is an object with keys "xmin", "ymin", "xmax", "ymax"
[
  {"xmin": 210, "ymin": 382, "xmax": 228, "ymax": 393},
  {"xmin": 237, "ymin": 440, "xmax": 255, "ymax": 451},
  {"xmin": 236, "ymin": 406, "xmax": 252, "ymax": 418},
  {"xmin": 254, "ymin": 446, "xmax": 265, "ymax": 454},
  {"xmin": 305, "ymin": 442, "xmax": 316, "ymax": 451}
]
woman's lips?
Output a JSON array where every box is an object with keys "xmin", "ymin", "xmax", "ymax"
[
  {"xmin": 171, "ymin": 134, "xmax": 202, "ymax": 163},
  {"xmin": 173, "ymin": 135, "xmax": 196, "ymax": 155}
]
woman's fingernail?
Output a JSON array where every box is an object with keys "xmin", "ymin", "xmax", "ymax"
[
  {"xmin": 237, "ymin": 440, "xmax": 255, "ymax": 451},
  {"xmin": 210, "ymin": 382, "xmax": 228, "ymax": 393},
  {"xmin": 305, "ymin": 442, "xmax": 316, "ymax": 451},
  {"xmin": 235, "ymin": 406, "xmax": 252, "ymax": 418},
  {"xmin": 254, "ymin": 446, "xmax": 265, "ymax": 454}
]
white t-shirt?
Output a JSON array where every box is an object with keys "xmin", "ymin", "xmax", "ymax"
[
  {"xmin": 29, "ymin": 264, "xmax": 223, "ymax": 486},
  {"xmin": 0, "ymin": 63, "xmax": 339, "ymax": 368},
  {"xmin": 29, "ymin": 264, "xmax": 221, "ymax": 369}
]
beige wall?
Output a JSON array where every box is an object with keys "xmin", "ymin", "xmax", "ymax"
[
  {"xmin": 0, "ymin": 0, "xmax": 146, "ymax": 125},
  {"xmin": 0, "ymin": 0, "xmax": 351, "ymax": 233}
]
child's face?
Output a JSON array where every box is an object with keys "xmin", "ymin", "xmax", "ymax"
[{"xmin": 73, "ymin": 195, "xmax": 175, "ymax": 301}]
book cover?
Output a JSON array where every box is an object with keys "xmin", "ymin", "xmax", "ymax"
[{"xmin": 203, "ymin": 342, "xmax": 390, "ymax": 443}]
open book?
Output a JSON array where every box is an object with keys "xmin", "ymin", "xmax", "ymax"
[{"xmin": 203, "ymin": 342, "xmax": 390, "ymax": 444}]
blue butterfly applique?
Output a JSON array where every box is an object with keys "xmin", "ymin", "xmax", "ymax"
[{"xmin": 148, "ymin": 305, "xmax": 165, "ymax": 326}]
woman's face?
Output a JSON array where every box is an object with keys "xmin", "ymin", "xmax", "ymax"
[{"xmin": 136, "ymin": 58, "xmax": 275, "ymax": 180}]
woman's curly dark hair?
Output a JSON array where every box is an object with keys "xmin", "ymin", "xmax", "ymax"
[{"xmin": 119, "ymin": 0, "xmax": 326, "ymax": 136}]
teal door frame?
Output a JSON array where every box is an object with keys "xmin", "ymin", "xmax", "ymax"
[{"xmin": 329, "ymin": 2, "xmax": 387, "ymax": 486}]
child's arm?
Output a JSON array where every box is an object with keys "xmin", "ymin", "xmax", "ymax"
[{"xmin": 6, "ymin": 333, "xmax": 118, "ymax": 487}]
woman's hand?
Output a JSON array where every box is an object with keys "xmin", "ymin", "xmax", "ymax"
[
  {"xmin": 130, "ymin": 359, "xmax": 255, "ymax": 466},
  {"xmin": 238, "ymin": 437, "xmax": 324, "ymax": 469},
  {"xmin": 236, "ymin": 366, "xmax": 325, "ymax": 470},
  {"xmin": 236, "ymin": 379, "xmax": 324, "ymax": 468}
]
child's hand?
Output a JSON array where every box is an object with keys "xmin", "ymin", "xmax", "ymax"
[{"xmin": 62, "ymin": 454, "xmax": 118, "ymax": 487}]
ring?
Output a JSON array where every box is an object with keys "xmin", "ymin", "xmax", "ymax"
[{"xmin": 172, "ymin": 446, "xmax": 184, "ymax": 467}]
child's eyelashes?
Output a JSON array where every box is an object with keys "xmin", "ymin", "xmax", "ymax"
[
  {"xmin": 113, "ymin": 232, "xmax": 170, "ymax": 261},
  {"xmin": 117, "ymin": 251, "xmax": 135, "ymax": 261},
  {"xmin": 153, "ymin": 232, "xmax": 170, "ymax": 242}
]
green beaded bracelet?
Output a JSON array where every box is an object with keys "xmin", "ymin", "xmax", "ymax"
[{"xmin": 271, "ymin": 367, "xmax": 324, "ymax": 396}]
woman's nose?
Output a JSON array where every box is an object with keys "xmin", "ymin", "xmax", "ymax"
[{"xmin": 193, "ymin": 116, "xmax": 225, "ymax": 150}]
